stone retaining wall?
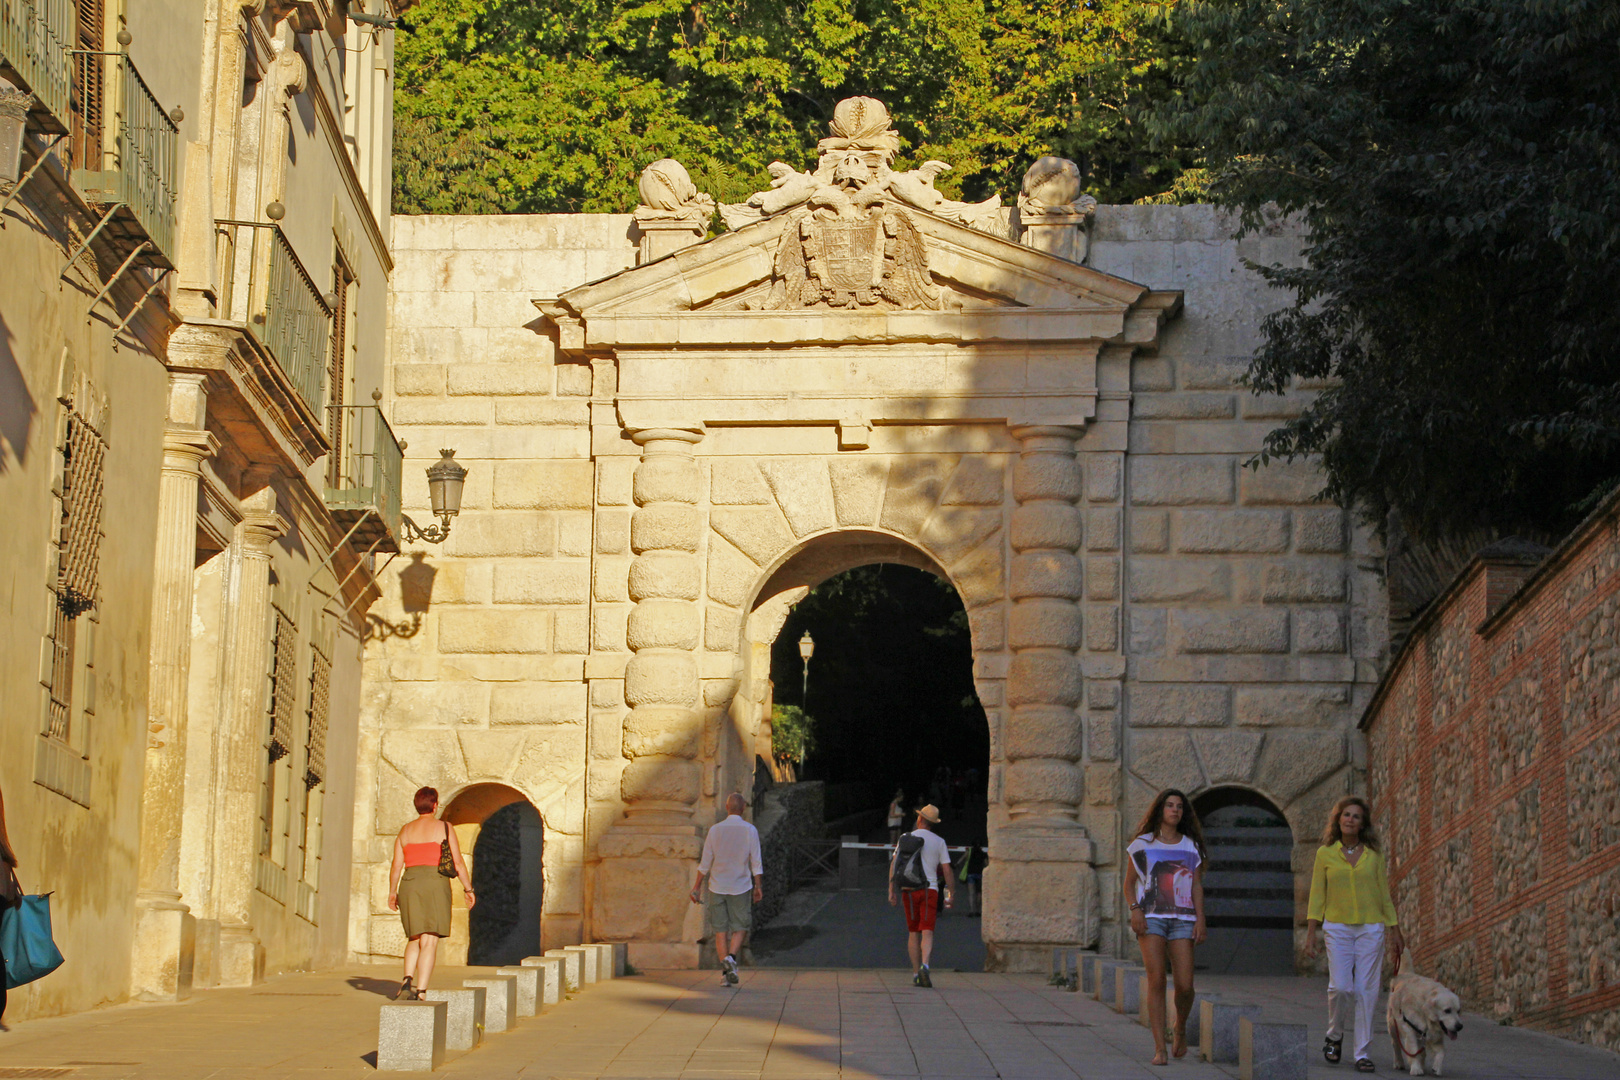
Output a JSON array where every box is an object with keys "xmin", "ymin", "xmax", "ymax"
[
  {"xmin": 1363, "ymin": 511, "xmax": 1620, "ymax": 1051},
  {"xmin": 753, "ymin": 781, "xmax": 826, "ymax": 929}
]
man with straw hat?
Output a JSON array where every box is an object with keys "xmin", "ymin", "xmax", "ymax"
[{"xmin": 888, "ymin": 803, "xmax": 954, "ymax": 987}]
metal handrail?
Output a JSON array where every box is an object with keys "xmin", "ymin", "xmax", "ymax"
[
  {"xmin": 0, "ymin": 0, "xmax": 73, "ymax": 128},
  {"xmin": 70, "ymin": 50, "xmax": 177, "ymax": 262},
  {"xmin": 215, "ymin": 219, "xmax": 332, "ymax": 416},
  {"xmin": 324, "ymin": 404, "xmax": 403, "ymax": 542}
]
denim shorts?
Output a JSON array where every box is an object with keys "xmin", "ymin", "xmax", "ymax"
[{"xmin": 1142, "ymin": 916, "xmax": 1196, "ymax": 941}]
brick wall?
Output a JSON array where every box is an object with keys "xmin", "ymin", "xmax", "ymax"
[{"xmin": 1363, "ymin": 508, "xmax": 1620, "ymax": 1051}]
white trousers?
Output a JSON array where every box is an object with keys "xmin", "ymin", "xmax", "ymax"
[{"xmin": 1325, "ymin": 922, "xmax": 1386, "ymax": 1061}]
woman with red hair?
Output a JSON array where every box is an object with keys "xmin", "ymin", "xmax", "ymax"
[{"xmin": 388, "ymin": 787, "xmax": 474, "ymax": 1000}]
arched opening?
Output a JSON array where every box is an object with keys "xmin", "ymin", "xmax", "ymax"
[
  {"xmin": 440, "ymin": 783, "xmax": 544, "ymax": 967},
  {"xmin": 742, "ymin": 533, "xmax": 989, "ymax": 970},
  {"xmin": 1192, "ymin": 786, "xmax": 1294, "ymax": 975}
]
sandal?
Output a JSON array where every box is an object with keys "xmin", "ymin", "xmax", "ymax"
[
  {"xmin": 393, "ymin": 976, "xmax": 414, "ymax": 1001},
  {"xmin": 1355, "ymin": 1058, "xmax": 1376, "ymax": 1072},
  {"xmin": 1324, "ymin": 1036, "xmax": 1343, "ymax": 1064}
]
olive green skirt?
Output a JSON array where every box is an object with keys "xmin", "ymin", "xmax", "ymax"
[{"xmin": 398, "ymin": 865, "xmax": 453, "ymax": 939}]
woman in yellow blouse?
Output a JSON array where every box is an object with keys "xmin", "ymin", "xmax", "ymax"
[{"xmin": 1304, "ymin": 795, "xmax": 1404, "ymax": 1072}]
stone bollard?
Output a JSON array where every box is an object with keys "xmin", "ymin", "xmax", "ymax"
[
  {"xmin": 421, "ymin": 987, "xmax": 485, "ymax": 1052},
  {"xmin": 521, "ymin": 955, "xmax": 564, "ymax": 1005},
  {"xmin": 462, "ymin": 975, "xmax": 517, "ymax": 1034},
  {"xmin": 377, "ymin": 999, "xmax": 447, "ymax": 1072},
  {"xmin": 590, "ymin": 943, "xmax": 616, "ymax": 979},
  {"xmin": 1240, "ymin": 1018, "xmax": 1308, "ymax": 1080},
  {"xmin": 1201, "ymin": 1000, "xmax": 1263, "ymax": 1064},
  {"xmin": 1080, "ymin": 953, "xmax": 1103, "ymax": 996},
  {"xmin": 1182, "ymin": 991, "xmax": 1220, "ymax": 1045},
  {"xmin": 545, "ymin": 948, "xmax": 582, "ymax": 991},
  {"xmin": 1096, "ymin": 959, "xmax": 1128, "ymax": 1005},
  {"xmin": 612, "ymin": 942, "xmax": 629, "ymax": 976},
  {"xmin": 496, "ymin": 966, "xmax": 541, "ymax": 1017},
  {"xmin": 564, "ymin": 944, "xmax": 599, "ymax": 984},
  {"xmin": 1115, "ymin": 965, "xmax": 1146, "ymax": 1015}
]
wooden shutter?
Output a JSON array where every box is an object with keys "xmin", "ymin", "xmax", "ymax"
[
  {"xmin": 304, "ymin": 644, "xmax": 330, "ymax": 788},
  {"xmin": 267, "ymin": 609, "xmax": 297, "ymax": 762},
  {"xmin": 325, "ymin": 268, "xmax": 348, "ymax": 486},
  {"xmin": 72, "ymin": 0, "xmax": 105, "ymax": 170}
]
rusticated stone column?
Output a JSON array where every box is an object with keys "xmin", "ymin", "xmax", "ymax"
[
  {"xmin": 592, "ymin": 427, "xmax": 705, "ymax": 968},
  {"xmin": 985, "ymin": 424, "xmax": 1099, "ymax": 970},
  {"xmin": 132, "ymin": 375, "xmax": 217, "ymax": 1000},
  {"xmin": 214, "ymin": 486, "xmax": 286, "ymax": 987}
]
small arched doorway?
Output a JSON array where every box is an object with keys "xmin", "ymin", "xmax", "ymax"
[
  {"xmin": 1192, "ymin": 786, "xmax": 1294, "ymax": 974},
  {"xmin": 442, "ymin": 783, "xmax": 544, "ymax": 967}
]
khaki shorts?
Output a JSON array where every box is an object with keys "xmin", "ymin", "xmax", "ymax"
[{"xmin": 706, "ymin": 890, "xmax": 753, "ymax": 932}]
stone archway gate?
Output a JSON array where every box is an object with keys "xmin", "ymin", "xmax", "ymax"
[
  {"xmin": 537, "ymin": 101, "xmax": 1179, "ymax": 971},
  {"xmin": 365, "ymin": 97, "xmax": 1380, "ymax": 974}
]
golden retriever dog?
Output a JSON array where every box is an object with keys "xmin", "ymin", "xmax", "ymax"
[{"xmin": 1387, "ymin": 954, "xmax": 1464, "ymax": 1076}]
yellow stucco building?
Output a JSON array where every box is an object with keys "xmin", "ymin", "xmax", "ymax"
[{"xmin": 1, "ymin": 0, "xmax": 403, "ymax": 1018}]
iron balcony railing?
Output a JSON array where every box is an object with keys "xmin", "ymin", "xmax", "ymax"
[
  {"xmin": 324, "ymin": 404, "xmax": 403, "ymax": 551},
  {"xmin": 0, "ymin": 0, "xmax": 73, "ymax": 128},
  {"xmin": 70, "ymin": 51, "xmax": 177, "ymax": 263},
  {"xmin": 216, "ymin": 219, "xmax": 332, "ymax": 417}
]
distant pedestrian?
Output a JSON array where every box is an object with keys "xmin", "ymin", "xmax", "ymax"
[
  {"xmin": 1125, "ymin": 788, "xmax": 1208, "ymax": 1066},
  {"xmin": 887, "ymin": 788, "xmax": 906, "ymax": 844},
  {"xmin": 1304, "ymin": 795, "xmax": 1403, "ymax": 1073},
  {"xmin": 955, "ymin": 838, "xmax": 986, "ymax": 916},
  {"xmin": 1, "ymin": 782, "xmax": 16, "ymax": 1029},
  {"xmin": 691, "ymin": 792, "xmax": 763, "ymax": 987},
  {"xmin": 888, "ymin": 803, "xmax": 953, "ymax": 987},
  {"xmin": 387, "ymin": 787, "xmax": 474, "ymax": 1001}
]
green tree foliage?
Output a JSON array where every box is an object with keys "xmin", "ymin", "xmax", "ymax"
[
  {"xmin": 1152, "ymin": 0, "xmax": 1620, "ymax": 541},
  {"xmin": 769, "ymin": 704, "xmax": 816, "ymax": 780},
  {"xmin": 393, "ymin": 0, "xmax": 1196, "ymax": 214}
]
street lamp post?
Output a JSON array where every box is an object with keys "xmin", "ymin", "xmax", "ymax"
[{"xmin": 798, "ymin": 630, "xmax": 815, "ymax": 705}]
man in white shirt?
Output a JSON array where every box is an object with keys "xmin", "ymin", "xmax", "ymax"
[
  {"xmin": 690, "ymin": 792, "xmax": 764, "ymax": 987},
  {"xmin": 888, "ymin": 803, "xmax": 954, "ymax": 987}
]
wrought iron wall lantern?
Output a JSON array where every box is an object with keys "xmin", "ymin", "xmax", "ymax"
[{"xmin": 401, "ymin": 449, "xmax": 467, "ymax": 544}]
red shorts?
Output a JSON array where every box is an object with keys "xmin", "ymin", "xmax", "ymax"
[{"xmin": 901, "ymin": 887, "xmax": 939, "ymax": 932}]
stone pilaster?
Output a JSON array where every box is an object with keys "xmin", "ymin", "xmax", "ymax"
[
  {"xmin": 214, "ymin": 485, "xmax": 286, "ymax": 987},
  {"xmin": 985, "ymin": 425, "xmax": 1100, "ymax": 969},
  {"xmin": 592, "ymin": 428, "xmax": 705, "ymax": 968},
  {"xmin": 131, "ymin": 375, "xmax": 217, "ymax": 1000}
]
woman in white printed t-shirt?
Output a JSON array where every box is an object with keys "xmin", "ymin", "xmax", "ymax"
[{"xmin": 1123, "ymin": 788, "xmax": 1209, "ymax": 1066}]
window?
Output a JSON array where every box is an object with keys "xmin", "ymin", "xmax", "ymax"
[
  {"xmin": 37, "ymin": 407, "xmax": 105, "ymax": 806},
  {"xmin": 297, "ymin": 642, "xmax": 331, "ymax": 922},
  {"xmin": 258, "ymin": 607, "xmax": 299, "ymax": 902}
]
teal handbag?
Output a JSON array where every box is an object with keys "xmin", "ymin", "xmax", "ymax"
[{"xmin": 2, "ymin": 889, "xmax": 65, "ymax": 989}]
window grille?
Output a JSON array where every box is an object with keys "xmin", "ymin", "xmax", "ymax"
[
  {"xmin": 43, "ymin": 604, "xmax": 76, "ymax": 741},
  {"xmin": 267, "ymin": 608, "xmax": 298, "ymax": 763},
  {"xmin": 305, "ymin": 644, "xmax": 330, "ymax": 789},
  {"xmin": 58, "ymin": 412, "xmax": 105, "ymax": 617}
]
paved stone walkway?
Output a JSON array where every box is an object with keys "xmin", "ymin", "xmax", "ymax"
[{"xmin": 1, "ymin": 965, "xmax": 1615, "ymax": 1078}]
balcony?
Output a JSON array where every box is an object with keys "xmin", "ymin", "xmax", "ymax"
[
  {"xmin": 0, "ymin": 0, "xmax": 73, "ymax": 130},
  {"xmin": 70, "ymin": 50, "xmax": 177, "ymax": 266},
  {"xmin": 324, "ymin": 404, "xmax": 403, "ymax": 554},
  {"xmin": 216, "ymin": 219, "xmax": 332, "ymax": 418}
]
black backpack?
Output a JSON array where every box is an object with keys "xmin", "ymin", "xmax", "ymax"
[{"xmin": 894, "ymin": 833, "xmax": 928, "ymax": 890}]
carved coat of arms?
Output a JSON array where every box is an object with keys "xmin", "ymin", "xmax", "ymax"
[{"xmin": 771, "ymin": 209, "xmax": 939, "ymax": 310}]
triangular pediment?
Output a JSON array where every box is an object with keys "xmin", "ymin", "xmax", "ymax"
[{"xmin": 547, "ymin": 210, "xmax": 1140, "ymax": 315}]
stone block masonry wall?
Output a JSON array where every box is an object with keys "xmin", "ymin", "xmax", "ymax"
[
  {"xmin": 1088, "ymin": 207, "xmax": 1387, "ymax": 959},
  {"xmin": 751, "ymin": 781, "xmax": 827, "ymax": 930},
  {"xmin": 1364, "ymin": 499, "xmax": 1620, "ymax": 1052},
  {"xmin": 355, "ymin": 216, "xmax": 639, "ymax": 960}
]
